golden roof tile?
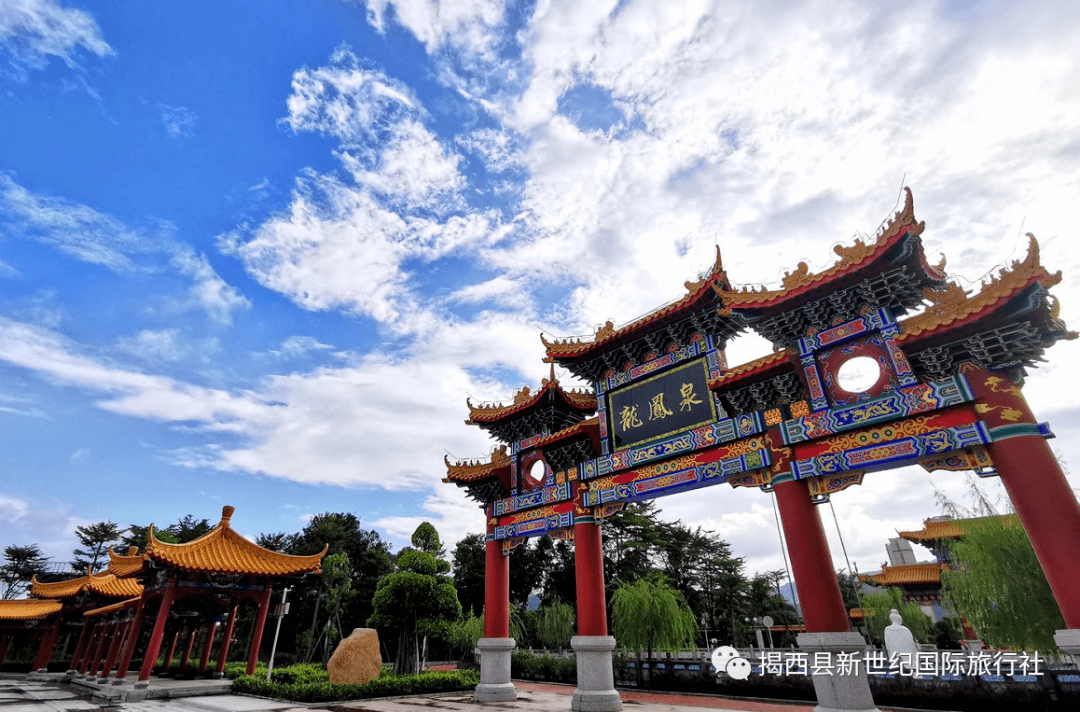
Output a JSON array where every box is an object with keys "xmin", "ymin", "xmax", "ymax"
[
  {"xmin": 713, "ymin": 188, "xmax": 936, "ymax": 310},
  {"xmin": 465, "ymin": 370, "xmax": 596, "ymax": 424},
  {"xmin": 860, "ymin": 562, "xmax": 947, "ymax": 586},
  {"xmin": 709, "ymin": 350, "xmax": 792, "ymax": 388},
  {"xmin": 30, "ymin": 568, "xmax": 94, "ymax": 599},
  {"xmin": 86, "ymin": 572, "xmax": 143, "ymax": 598},
  {"xmin": 108, "ymin": 546, "xmax": 147, "ymax": 578},
  {"xmin": 444, "ymin": 445, "xmax": 512, "ymax": 483},
  {"xmin": 0, "ymin": 598, "xmax": 62, "ymax": 621},
  {"xmin": 31, "ymin": 567, "xmax": 145, "ymax": 599},
  {"xmin": 543, "ymin": 246, "xmax": 730, "ymax": 358},
  {"xmin": 899, "ymin": 235, "xmax": 1075, "ymax": 341},
  {"xmin": 898, "ymin": 514, "xmax": 1017, "ymax": 542},
  {"xmin": 529, "ymin": 416, "xmax": 599, "ymax": 449},
  {"xmin": 145, "ymin": 505, "xmax": 327, "ymax": 576}
]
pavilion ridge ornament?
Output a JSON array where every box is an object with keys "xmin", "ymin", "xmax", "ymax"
[{"xmin": 444, "ymin": 188, "xmax": 1079, "ymax": 712}]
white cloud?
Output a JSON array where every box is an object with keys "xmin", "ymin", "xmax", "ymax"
[
  {"xmin": 360, "ymin": 0, "xmax": 504, "ymax": 56},
  {"xmin": 0, "ymin": 174, "xmax": 152, "ymax": 272},
  {"xmin": 224, "ymin": 49, "xmax": 504, "ymax": 323},
  {"xmin": 0, "ymin": 176, "xmax": 250, "ymax": 325},
  {"xmin": 0, "ymin": 493, "xmax": 30, "ymax": 522},
  {"xmin": 0, "ymin": 0, "xmax": 112, "ymax": 77},
  {"xmin": 159, "ymin": 103, "xmax": 197, "ymax": 139},
  {"xmin": 168, "ymin": 247, "xmax": 251, "ymax": 324},
  {"xmin": 274, "ymin": 335, "xmax": 334, "ymax": 359}
]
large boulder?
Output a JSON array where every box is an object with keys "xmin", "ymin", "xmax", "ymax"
[{"xmin": 327, "ymin": 628, "xmax": 383, "ymax": 685}]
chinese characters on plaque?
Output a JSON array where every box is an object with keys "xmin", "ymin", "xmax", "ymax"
[{"xmin": 607, "ymin": 358, "xmax": 717, "ymax": 449}]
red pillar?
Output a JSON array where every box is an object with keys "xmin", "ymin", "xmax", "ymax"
[
  {"xmin": 180, "ymin": 627, "xmax": 197, "ymax": 669},
  {"xmin": 198, "ymin": 622, "xmax": 217, "ymax": 673},
  {"xmin": 78, "ymin": 623, "xmax": 100, "ymax": 674},
  {"xmin": 138, "ymin": 582, "xmax": 177, "ymax": 683},
  {"xmin": 246, "ymin": 585, "xmax": 273, "ymax": 675},
  {"xmin": 483, "ymin": 539, "xmax": 510, "ymax": 638},
  {"xmin": 573, "ymin": 521, "xmax": 608, "ymax": 636},
  {"xmin": 0, "ymin": 633, "xmax": 10, "ymax": 668},
  {"xmin": 774, "ymin": 478, "xmax": 850, "ymax": 633},
  {"xmin": 68, "ymin": 623, "xmax": 91, "ymax": 673},
  {"xmin": 87, "ymin": 622, "xmax": 111, "ymax": 676},
  {"xmin": 966, "ymin": 365, "xmax": 1080, "ymax": 628},
  {"xmin": 33, "ymin": 618, "xmax": 61, "ymax": 671},
  {"xmin": 215, "ymin": 600, "xmax": 239, "ymax": 675},
  {"xmin": 99, "ymin": 621, "xmax": 127, "ymax": 679},
  {"xmin": 115, "ymin": 596, "xmax": 146, "ymax": 680},
  {"xmin": 163, "ymin": 629, "xmax": 180, "ymax": 671}
]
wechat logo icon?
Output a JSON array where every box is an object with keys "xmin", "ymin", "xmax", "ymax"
[{"xmin": 711, "ymin": 645, "xmax": 752, "ymax": 680}]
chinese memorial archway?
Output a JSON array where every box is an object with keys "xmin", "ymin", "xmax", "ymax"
[{"xmin": 444, "ymin": 189, "xmax": 1080, "ymax": 712}]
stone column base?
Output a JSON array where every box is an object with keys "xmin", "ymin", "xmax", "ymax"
[
  {"xmin": 571, "ymin": 636, "xmax": 621, "ymax": 712},
  {"xmin": 474, "ymin": 637, "xmax": 516, "ymax": 703},
  {"xmin": 1055, "ymin": 629, "xmax": 1080, "ymax": 665},
  {"xmin": 797, "ymin": 632, "xmax": 879, "ymax": 712}
]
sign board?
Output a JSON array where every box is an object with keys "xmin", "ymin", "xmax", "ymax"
[{"xmin": 607, "ymin": 357, "xmax": 717, "ymax": 449}]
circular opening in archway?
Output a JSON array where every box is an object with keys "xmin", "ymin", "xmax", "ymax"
[
  {"xmin": 526, "ymin": 458, "xmax": 548, "ymax": 488},
  {"xmin": 836, "ymin": 356, "xmax": 881, "ymax": 393}
]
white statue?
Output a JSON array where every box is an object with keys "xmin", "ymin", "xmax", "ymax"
[{"xmin": 883, "ymin": 608, "xmax": 919, "ymax": 673}]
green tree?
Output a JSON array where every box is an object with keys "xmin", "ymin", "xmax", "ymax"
[
  {"xmin": 451, "ymin": 533, "xmax": 485, "ymax": 617},
  {"xmin": 71, "ymin": 521, "xmax": 124, "ymax": 571},
  {"xmin": 611, "ymin": 576, "xmax": 697, "ymax": 683},
  {"xmin": 1, "ymin": 544, "xmax": 49, "ymax": 599},
  {"xmin": 942, "ymin": 515, "xmax": 1062, "ymax": 651},
  {"xmin": 603, "ymin": 502, "xmax": 665, "ymax": 592},
  {"xmin": 535, "ymin": 601, "xmax": 575, "ymax": 650},
  {"xmin": 368, "ymin": 522, "xmax": 462, "ymax": 674},
  {"xmin": 289, "ymin": 513, "xmax": 393, "ymax": 631},
  {"xmin": 120, "ymin": 523, "xmax": 176, "ymax": 550},
  {"xmin": 301, "ymin": 552, "xmax": 356, "ymax": 663},
  {"xmin": 255, "ymin": 532, "xmax": 291, "ymax": 552},
  {"xmin": 860, "ymin": 587, "xmax": 933, "ymax": 645},
  {"xmin": 169, "ymin": 514, "xmax": 212, "ymax": 542},
  {"xmin": 535, "ymin": 536, "xmax": 576, "ymax": 606}
]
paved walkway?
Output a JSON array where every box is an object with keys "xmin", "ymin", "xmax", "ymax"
[{"xmin": 1, "ymin": 676, "xmax": 942, "ymax": 712}]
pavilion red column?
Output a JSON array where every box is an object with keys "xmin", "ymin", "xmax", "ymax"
[
  {"xmin": 180, "ymin": 627, "xmax": 197, "ymax": 668},
  {"xmin": 87, "ymin": 622, "xmax": 112, "ymax": 677},
  {"xmin": 0, "ymin": 633, "xmax": 10, "ymax": 668},
  {"xmin": 198, "ymin": 622, "xmax": 217, "ymax": 672},
  {"xmin": 33, "ymin": 618, "xmax": 61, "ymax": 671},
  {"xmin": 138, "ymin": 580, "xmax": 177, "ymax": 683},
  {"xmin": 573, "ymin": 521, "xmax": 608, "ymax": 636},
  {"xmin": 966, "ymin": 365, "xmax": 1080, "ymax": 628},
  {"xmin": 67, "ymin": 623, "xmax": 91, "ymax": 673},
  {"xmin": 215, "ymin": 600, "xmax": 239, "ymax": 676},
  {"xmin": 115, "ymin": 596, "xmax": 146, "ymax": 680},
  {"xmin": 483, "ymin": 539, "xmax": 510, "ymax": 638},
  {"xmin": 774, "ymin": 478, "xmax": 850, "ymax": 633},
  {"xmin": 99, "ymin": 621, "xmax": 127, "ymax": 680},
  {"xmin": 163, "ymin": 629, "xmax": 180, "ymax": 671},
  {"xmin": 78, "ymin": 623, "xmax": 100, "ymax": 674},
  {"xmin": 246, "ymin": 586, "xmax": 273, "ymax": 675}
]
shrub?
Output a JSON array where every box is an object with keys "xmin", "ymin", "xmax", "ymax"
[
  {"xmin": 231, "ymin": 669, "xmax": 479, "ymax": 702},
  {"xmin": 511, "ymin": 651, "xmax": 576, "ymax": 684}
]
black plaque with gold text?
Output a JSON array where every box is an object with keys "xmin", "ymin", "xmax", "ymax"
[{"xmin": 607, "ymin": 358, "xmax": 717, "ymax": 450}]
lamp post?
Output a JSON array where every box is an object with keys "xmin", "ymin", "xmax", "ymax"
[{"xmin": 265, "ymin": 586, "xmax": 291, "ymax": 682}]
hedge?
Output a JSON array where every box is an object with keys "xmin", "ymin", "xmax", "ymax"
[{"xmin": 231, "ymin": 669, "xmax": 479, "ymax": 702}]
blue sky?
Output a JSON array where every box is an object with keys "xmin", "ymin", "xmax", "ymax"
[{"xmin": 2, "ymin": 0, "xmax": 1079, "ymax": 580}]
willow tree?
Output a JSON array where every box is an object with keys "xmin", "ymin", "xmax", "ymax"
[
  {"xmin": 859, "ymin": 587, "xmax": 932, "ymax": 645},
  {"xmin": 942, "ymin": 515, "xmax": 1062, "ymax": 652},
  {"xmin": 536, "ymin": 601, "xmax": 575, "ymax": 650},
  {"xmin": 612, "ymin": 576, "xmax": 697, "ymax": 685}
]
